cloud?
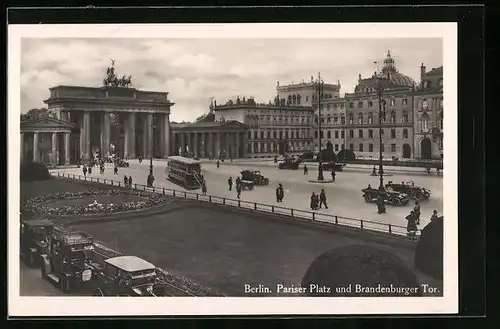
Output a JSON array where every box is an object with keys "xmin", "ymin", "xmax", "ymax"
[{"xmin": 20, "ymin": 38, "xmax": 442, "ymax": 122}]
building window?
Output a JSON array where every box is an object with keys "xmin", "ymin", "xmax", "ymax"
[
  {"xmin": 422, "ymin": 99, "xmax": 428, "ymax": 110},
  {"xmin": 368, "ymin": 129, "xmax": 373, "ymax": 138},
  {"xmin": 390, "ymin": 99, "xmax": 396, "ymax": 107},
  {"xmin": 358, "ymin": 113, "xmax": 363, "ymax": 124},
  {"xmin": 267, "ymin": 131, "xmax": 271, "ymax": 138},
  {"xmin": 390, "ymin": 111, "xmax": 396, "ymax": 123},
  {"xmin": 315, "ymin": 131, "xmax": 318, "ymax": 138},
  {"xmin": 403, "ymin": 128, "xmax": 408, "ymax": 139},
  {"xmin": 273, "ymin": 131, "xmax": 277, "ymax": 138},
  {"xmin": 291, "ymin": 131, "xmax": 295, "ymax": 139},
  {"xmin": 340, "ymin": 103, "xmax": 344, "ymax": 108},
  {"xmin": 380, "ymin": 144, "xmax": 385, "ymax": 152},
  {"xmin": 402, "ymin": 112, "xmax": 408, "ymax": 123},
  {"xmin": 421, "ymin": 118, "xmax": 429, "ymax": 132},
  {"xmin": 368, "ymin": 113, "xmax": 373, "ymax": 124},
  {"xmin": 341, "ymin": 116, "xmax": 345, "ymax": 125},
  {"xmin": 335, "ymin": 131, "xmax": 339, "ymax": 139},
  {"xmin": 348, "ymin": 113, "xmax": 353, "ymax": 125},
  {"xmin": 359, "ymin": 144, "xmax": 364, "ymax": 152},
  {"xmin": 306, "ymin": 96, "xmax": 309, "ymax": 102},
  {"xmin": 327, "ymin": 131, "xmax": 331, "ymax": 139},
  {"xmin": 349, "ymin": 130, "xmax": 354, "ymax": 138},
  {"xmin": 260, "ymin": 131, "xmax": 264, "ymax": 139},
  {"xmin": 358, "ymin": 101, "xmax": 363, "ymax": 108},
  {"xmin": 349, "ymin": 144, "xmax": 354, "ymax": 151},
  {"xmin": 349, "ymin": 102, "xmax": 354, "ymax": 108},
  {"xmin": 285, "ymin": 131, "xmax": 289, "ymax": 139},
  {"xmin": 334, "ymin": 116, "xmax": 338, "ymax": 124},
  {"xmin": 335, "ymin": 144, "xmax": 339, "ymax": 152},
  {"xmin": 248, "ymin": 131, "xmax": 252, "ymax": 139},
  {"xmin": 254, "ymin": 131, "xmax": 258, "ymax": 139},
  {"xmin": 341, "ymin": 130, "xmax": 345, "ymax": 138},
  {"xmin": 391, "ymin": 129, "xmax": 396, "ymax": 139},
  {"xmin": 359, "ymin": 129, "xmax": 363, "ymax": 138},
  {"xmin": 341, "ymin": 144, "xmax": 345, "ymax": 150},
  {"xmin": 368, "ymin": 101, "xmax": 373, "ymax": 108},
  {"xmin": 320, "ymin": 131, "xmax": 324, "ymax": 138},
  {"xmin": 402, "ymin": 98, "xmax": 408, "ymax": 106},
  {"xmin": 247, "ymin": 143, "xmax": 252, "ymax": 153},
  {"xmin": 279, "ymin": 131, "xmax": 283, "ymax": 139},
  {"xmin": 327, "ymin": 116, "xmax": 331, "ymax": 123},
  {"xmin": 391, "ymin": 144, "xmax": 396, "ymax": 152},
  {"xmin": 369, "ymin": 143, "xmax": 373, "ymax": 152},
  {"xmin": 333, "ymin": 104, "xmax": 338, "ymax": 109}
]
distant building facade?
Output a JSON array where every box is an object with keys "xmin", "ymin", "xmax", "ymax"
[
  {"xmin": 413, "ymin": 65, "xmax": 444, "ymax": 159},
  {"xmin": 276, "ymin": 77, "xmax": 341, "ymax": 107}
]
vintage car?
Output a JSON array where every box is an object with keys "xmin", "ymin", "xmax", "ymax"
[
  {"xmin": 20, "ymin": 219, "xmax": 55, "ymax": 267},
  {"xmin": 278, "ymin": 157, "xmax": 301, "ymax": 170},
  {"xmin": 40, "ymin": 228, "xmax": 98, "ymax": 292},
  {"xmin": 114, "ymin": 158, "xmax": 130, "ymax": 167},
  {"xmin": 241, "ymin": 170, "xmax": 270, "ymax": 186},
  {"xmin": 93, "ymin": 256, "xmax": 169, "ymax": 296},
  {"xmin": 361, "ymin": 187, "xmax": 411, "ymax": 206},
  {"xmin": 321, "ymin": 161, "xmax": 345, "ymax": 172},
  {"xmin": 385, "ymin": 181, "xmax": 431, "ymax": 201}
]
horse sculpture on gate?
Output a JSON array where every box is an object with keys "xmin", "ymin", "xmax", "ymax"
[{"xmin": 103, "ymin": 59, "xmax": 133, "ymax": 88}]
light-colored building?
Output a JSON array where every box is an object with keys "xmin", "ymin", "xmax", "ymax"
[
  {"xmin": 213, "ymin": 96, "xmax": 315, "ymax": 157},
  {"xmin": 312, "ymin": 97, "xmax": 347, "ymax": 153},
  {"xmin": 413, "ymin": 65, "xmax": 443, "ymax": 159},
  {"xmin": 343, "ymin": 51, "xmax": 416, "ymax": 159},
  {"xmin": 276, "ymin": 77, "xmax": 341, "ymax": 107}
]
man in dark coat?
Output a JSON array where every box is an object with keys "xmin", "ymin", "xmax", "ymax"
[
  {"xmin": 88, "ymin": 166, "xmax": 92, "ymax": 175},
  {"xmin": 114, "ymin": 166, "xmax": 118, "ymax": 175},
  {"xmin": 235, "ymin": 177, "xmax": 241, "ymax": 188},
  {"xmin": 83, "ymin": 165, "xmax": 87, "ymax": 177},
  {"xmin": 310, "ymin": 192, "xmax": 317, "ymax": 210},
  {"xmin": 414, "ymin": 201, "xmax": 421, "ymax": 225},
  {"xmin": 278, "ymin": 184, "xmax": 284, "ymax": 202},
  {"xmin": 128, "ymin": 176, "xmax": 133, "ymax": 188},
  {"xmin": 406, "ymin": 210, "xmax": 418, "ymax": 238},
  {"xmin": 331, "ymin": 169, "xmax": 336, "ymax": 182},
  {"xmin": 430, "ymin": 209, "xmax": 439, "ymax": 222},
  {"xmin": 372, "ymin": 166, "xmax": 377, "ymax": 176},
  {"xmin": 228, "ymin": 177, "xmax": 233, "ymax": 191},
  {"xmin": 124, "ymin": 175, "xmax": 128, "ymax": 187},
  {"xmin": 216, "ymin": 160, "xmax": 220, "ymax": 168},
  {"xmin": 303, "ymin": 164, "xmax": 308, "ymax": 175},
  {"xmin": 202, "ymin": 180, "xmax": 207, "ymax": 195},
  {"xmin": 236, "ymin": 183, "xmax": 242, "ymax": 199},
  {"xmin": 319, "ymin": 189, "xmax": 328, "ymax": 209}
]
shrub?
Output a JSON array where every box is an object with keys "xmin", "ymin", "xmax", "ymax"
[
  {"xmin": 20, "ymin": 162, "xmax": 50, "ymax": 182},
  {"xmin": 415, "ymin": 217, "xmax": 443, "ymax": 280},
  {"xmin": 337, "ymin": 149, "xmax": 356, "ymax": 161},
  {"xmin": 301, "ymin": 245, "xmax": 421, "ymax": 296}
]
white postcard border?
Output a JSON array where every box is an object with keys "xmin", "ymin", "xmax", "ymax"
[{"xmin": 8, "ymin": 23, "xmax": 458, "ymax": 316}]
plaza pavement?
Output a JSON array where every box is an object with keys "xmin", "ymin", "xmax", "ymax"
[{"xmin": 52, "ymin": 159, "xmax": 444, "ymax": 233}]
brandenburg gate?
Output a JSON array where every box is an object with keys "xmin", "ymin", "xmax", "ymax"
[{"xmin": 42, "ymin": 63, "xmax": 174, "ymax": 163}]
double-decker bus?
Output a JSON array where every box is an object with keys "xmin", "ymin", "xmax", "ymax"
[{"xmin": 165, "ymin": 156, "xmax": 203, "ymax": 190}]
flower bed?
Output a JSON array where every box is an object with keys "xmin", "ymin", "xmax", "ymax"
[{"xmin": 21, "ymin": 189, "xmax": 168, "ymax": 218}]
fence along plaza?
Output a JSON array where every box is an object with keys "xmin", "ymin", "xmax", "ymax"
[{"xmin": 53, "ymin": 171, "xmax": 421, "ymax": 238}]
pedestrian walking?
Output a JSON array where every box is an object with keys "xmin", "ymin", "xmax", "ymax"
[
  {"xmin": 310, "ymin": 192, "xmax": 317, "ymax": 210},
  {"xmin": 88, "ymin": 166, "xmax": 92, "ymax": 175},
  {"xmin": 217, "ymin": 160, "xmax": 220, "ymax": 168},
  {"xmin": 236, "ymin": 183, "xmax": 242, "ymax": 199},
  {"xmin": 303, "ymin": 165, "xmax": 308, "ymax": 175},
  {"xmin": 406, "ymin": 210, "xmax": 419, "ymax": 239},
  {"xmin": 114, "ymin": 166, "xmax": 118, "ymax": 175},
  {"xmin": 331, "ymin": 169, "xmax": 336, "ymax": 182},
  {"xmin": 276, "ymin": 183, "xmax": 284, "ymax": 202},
  {"xmin": 128, "ymin": 176, "xmax": 133, "ymax": 188},
  {"xmin": 235, "ymin": 177, "xmax": 241, "ymax": 188},
  {"xmin": 319, "ymin": 189, "xmax": 328, "ymax": 209},
  {"xmin": 83, "ymin": 165, "xmax": 87, "ymax": 177},
  {"xmin": 124, "ymin": 175, "xmax": 128, "ymax": 187},
  {"xmin": 372, "ymin": 166, "xmax": 377, "ymax": 176},
  {"xmin": 430, "ymin": 209, "xmax": 439, "ymax": 222},
  {"xmin": 202, "ymin": 180, "xmax": 207, "ymax": 195},
  {"xmin": 228, "ymin": 177, "xmax": 233, "ymax": 191},
  {"xmin": 413, "ymin": 201, "xmax": 421, "ymax": 225}
]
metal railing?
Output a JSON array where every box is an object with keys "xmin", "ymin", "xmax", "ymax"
[{"xmin": 51, "ymin": 172, "xmax": 420, "ymax": 239}]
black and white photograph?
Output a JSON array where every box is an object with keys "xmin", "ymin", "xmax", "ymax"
[{"xmin": 8, "ymin": 23, "xmax": 458, "ymax": 316}]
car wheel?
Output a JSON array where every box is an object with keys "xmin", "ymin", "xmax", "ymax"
[
  {"xmin": 392, "ymin": 198, "xmax": 401, "ymax": 206},
  {"xmin": 414, "ymin": 192, "xmax": 423, "ymax": 201},
  {"xmin": 364, "ymin": 195, "xmax": 371, "ymax": 203}
]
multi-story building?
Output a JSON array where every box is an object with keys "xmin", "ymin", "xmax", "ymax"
[
  {"xmin": 343, "ymin": 51, "xmax": 416, "ymax": 159},
  {"xmin": 213, "ymin": 96, "xmax": 315, "ymax": 157},
  {"xmin": 276, "ymin": 77, "xmax": 341, "ymax": 107},
  {"xmin": 312, "ymin": 97, "xmax": 347, "ymax": 153},
  {"xmin": 413, "ymin": 65, "xmax": 444, "ymax": 159}
]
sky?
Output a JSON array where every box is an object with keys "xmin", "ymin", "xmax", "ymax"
[{"xmin": 21, "ymin": 38, "xmax": 442, "ymax": 122}]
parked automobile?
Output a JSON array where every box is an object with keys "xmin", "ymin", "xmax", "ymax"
[
  {"xmin": 385, "ymin": 181, "xmax": 431, "ymax": 201},
  {"xmin": 93, "ymin": 255, "xmax": 169, "ymax": 296},
  {"xmin": 240, "ymin": 170, "xmax": 269, "ymax": 186},
  {"xmin": 20, "ymin": 219, "xmax": 55, "ymax": 267},
  {"xmin": 321, "ymin": 162, "xmax": 345, "ymax": 172},
  {"xmin": 361, "ymin": 187, "xmax": 410, "ymax": 206},
  {"xmin": 278, "ymin": 157, "xmax": 302, "ymax": 170},
  {"xmin": 115, "ymin": 158, "xmax": 130, "ymax": 167},
  {"xmin": 239, "ymin": 180, "xmax": 255, "ymax": 190},
  {"xmin": 40, "ymin": 228, "xmax": 98, "ymax": 292}
]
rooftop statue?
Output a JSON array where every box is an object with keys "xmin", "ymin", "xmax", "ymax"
[{"xmin": 103, "ymin": 59, "xmax": 133, "ymax": 88}]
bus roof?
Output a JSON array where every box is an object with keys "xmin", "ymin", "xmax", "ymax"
[{"xmin": 167, "ymin": 156, "xmax": 202, "ymax": 165}]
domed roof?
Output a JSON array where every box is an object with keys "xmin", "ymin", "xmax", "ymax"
[{"xmin": 354, "ymin": 50, "xmax": 416, "ymax": 92}]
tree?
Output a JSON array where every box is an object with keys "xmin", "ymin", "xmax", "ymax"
[
  {"xmin": 195, "ymin": 112, "xmax": 215, "ymax": 123},
  {"xmin": 21, "ymin": 108, "xmax": 50, "ymax": 121}
]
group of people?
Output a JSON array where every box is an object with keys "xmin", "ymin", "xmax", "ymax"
[
  {"xmin": 123, "ymin": 175, "xmax": 133, "ymax": 187},
  {"xmin": 227, "ymin": 176, "xmax": 243, "ymax": 199},
  {"xmin": 406, "ymin": 201, "xmax": 440, "ymax": 238},
  {"xmin": 303, "ymin": 165, "xmax": 336, "ymax": 181},
  {"xmin": 310, "ymin": 189, "xmax": 328, "ymax": 210}
]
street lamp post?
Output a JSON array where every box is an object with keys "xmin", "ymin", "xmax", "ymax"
[
  {"xmin": 314, "ymin": 72, "xmax": 325, "ymax": 181},
  {"xmin": 375, "ymin": 72, "xmax": 389, "ymax": 190}
]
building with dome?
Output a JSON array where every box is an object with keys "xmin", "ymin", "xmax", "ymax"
[{"xmin": 342, "ymin": 50, "xmax": 417, "ymax": 159}]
